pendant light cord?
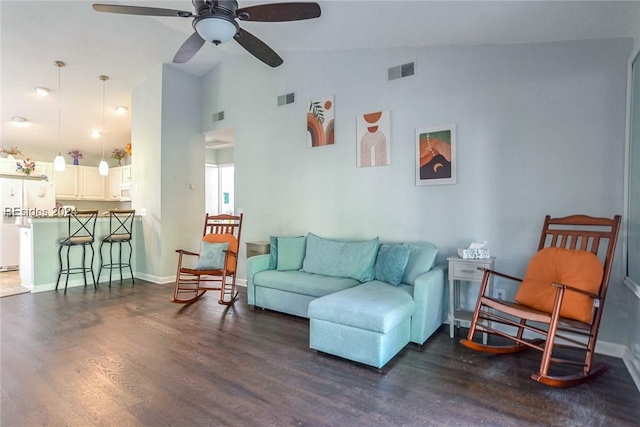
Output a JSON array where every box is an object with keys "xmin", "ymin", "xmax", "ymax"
[{"xmin": 99, "ymin": 75, "xmax": 109, "ymax": 160}]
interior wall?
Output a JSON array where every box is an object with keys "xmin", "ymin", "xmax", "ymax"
[
  {"xmin": 201, "ymin": 38, "xmax": 632, "ymax": 345},
  {"xmin": 131, "ymin": 65, "xmax": 163, "ymax": 278},
  {"xmin": 132, "ymin": 64, "xmax": 204, "ymax": 280}
]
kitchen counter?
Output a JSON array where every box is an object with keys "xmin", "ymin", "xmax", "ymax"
[{"xmin": 19, "ymin": 215, "xmax": 142, "ymax": 292}]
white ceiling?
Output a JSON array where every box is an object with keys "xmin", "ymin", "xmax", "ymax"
[{"xmin": 2, "ymin": 0, "xmax": 640, "ymax": 159}]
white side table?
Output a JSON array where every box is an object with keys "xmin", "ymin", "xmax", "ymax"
[{"xmin": 447, "ymin": 256, "xmax": 496, "ymax": 340}]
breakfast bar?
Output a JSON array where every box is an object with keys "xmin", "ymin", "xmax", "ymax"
[{"xmin": 19, "ymin": 214, "xmax": 142, "ymax": 293}]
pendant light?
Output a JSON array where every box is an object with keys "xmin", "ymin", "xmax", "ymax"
[
  {"xmin": 98, "ymin": 75, "xmax": 109, "ymax": 176},
  {"xmin": 53, "ymin": 61, "xmax": 66, "ymax": 172}
]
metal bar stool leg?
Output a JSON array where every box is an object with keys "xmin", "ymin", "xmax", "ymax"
[
  {"xmin": 56, "ymin": 245, "xmax": 64, "ymax": 290},
  {"xmin": 98, "ymin": 240, "xmax": 104, "ymax": 286},
  {"xmin": 127, "ymin": 240, "xmax": 134, "ymax": 284},
  {"xmin": 89, "ymin": 244, "xmax": 97, "ymax": 289},
  {"xmin": 108, "ymin": 241, "xmax": 113, "ymax": 288},
  {"xmin": 64, "ymin": 246, "xmax": 71, "ymax": 294}
]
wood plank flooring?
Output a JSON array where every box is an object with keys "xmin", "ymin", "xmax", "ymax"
[{"xmin": 1, "ymin": 280, "xmax": 639, "ymax": 426}]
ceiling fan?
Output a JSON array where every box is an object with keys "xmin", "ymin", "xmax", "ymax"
[{"xmin": 92, "ymin": 0, "xmax": 321, "ymax": 67}]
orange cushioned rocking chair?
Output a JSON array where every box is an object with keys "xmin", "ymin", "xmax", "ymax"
[
  {"xmin": 460, "ymin": 214, "xmax": 621, "ymax": 387},
  {"xmin": 172, "ymin": 213, "xmax": 243, "ymax": 305}
]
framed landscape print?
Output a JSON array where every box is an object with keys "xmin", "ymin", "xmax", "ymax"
[{"xmin": 415, "ymin": 123, "xmax": 456, "ymax": 185}]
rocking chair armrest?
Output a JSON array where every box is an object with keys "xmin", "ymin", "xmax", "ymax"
[
  {"xmin": 552, "ymin": 282, "xmax": 600, "ymax": 300},
  {"xmin": 478, "ymin": 267, "xmax": 523, "ymax": 284},
  {"xmin": 176, "ymin": 249, "xmax": 199, "ymax": 257}
]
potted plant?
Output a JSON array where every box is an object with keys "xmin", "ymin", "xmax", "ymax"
[
  {"xmin": 16, "ymin": 158, "xmax": 36, "ymax": 175},
  {"xmin": 68, "ymin": 149, "xmax": 83, "ymax": 165},
  {"xmin": 112, "ymin": 148, "xmax": 126, "ymax": 166},
  {"xmin": 1, "ymin": 146, "xmax": 23, "ymax": 159}
]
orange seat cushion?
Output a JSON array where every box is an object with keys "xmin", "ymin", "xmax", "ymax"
[
  {"xmin": 202, "ymin": 233, "xmax": 238, "ymax": 273},
  {"xmin": 514, "ymin": 247, "xmax": 603, "ymax": 323}
]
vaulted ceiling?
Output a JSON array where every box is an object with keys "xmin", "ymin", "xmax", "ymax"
[{"xmin": 2, "ymin": 1, "xmax": 639, "ymax": 158}]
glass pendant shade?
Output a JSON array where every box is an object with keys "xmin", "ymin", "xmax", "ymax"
[
  {"xmin": 98, "ymin": 159, "xmax": 109, "ymax": 176},
  {"xmin": 195, "ymin": 16, "xmax": 238, "ymax": 45},
  {"xmin": 54, "ymin": 152, "xmax": 66, "ymax": 171}
]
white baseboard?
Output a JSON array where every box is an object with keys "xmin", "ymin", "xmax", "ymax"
[{"xmin": 133, "ymin": 272, "xmax": 174, "ymax": 284}]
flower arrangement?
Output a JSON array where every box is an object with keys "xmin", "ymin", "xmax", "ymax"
[
  {"xmin": 1, "ymin": 146, "xmax": 22, "ymax": 158},
  {"xmin": 68, "ymin": 149, "xmax": 83, "ymax": 165},
  {"xmin": 16, "ymin": 158, "xmax": 36, "ymax": 175},
  {"xmin": 112, "ymin": 148, "xmax": 126, "ymax": 166}
]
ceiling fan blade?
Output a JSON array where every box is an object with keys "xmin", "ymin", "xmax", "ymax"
[
  {"xmin": 173, "ymin": 32, "xmax": 206, "ymax": 64},
  {"xmin": 236, "ymin": 2, "xmax": 321, "ymax": 22},
  {"xmin": 92, "ymin": 4, "xmax": 192, "ymax": 17},
  {"xmin": 234, "ymin": 29, "xmax": 283, "ymax": 68}
]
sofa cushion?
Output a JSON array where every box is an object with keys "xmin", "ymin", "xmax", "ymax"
[
  {"xmin": 254, "ymin": 270, "xmax": 360, "ymax": 298},
  {"xmin": 302, "ymin": 233, "xmax": 379, "ymax": 282},
  {"xmin": 401, "ymin": 243, "xmax": 438, "ymax": 285},
  {"xmin": 375, "ymin": 244, "xmax": 411, "ymax": 286},
  {"xmin": 515, "ymin": 247, "xmax": 603, "ymax": 323},
  {"xmin": 308, "ymin": 281, "xmax": 415, "ymax": 333},
  {"xmin": 269, "ymin": 235, "xmax": 304, "ymax": 270},
  {"xmin": 276, "ymin": 236, "xmax": 306, "ymax": 271}
]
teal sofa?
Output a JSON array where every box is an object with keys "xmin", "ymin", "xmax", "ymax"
[{"xmin": 246, "ymin": 233, "xmax": 446, "ymax": 368}]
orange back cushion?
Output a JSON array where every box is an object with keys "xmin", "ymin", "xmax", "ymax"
[
  {"xmin": 514, "ymin": 247, "xmax": 603, "ymax": 323},
  {"xmin": 203, "ymin": 233, "xmax": 238, "ymax": 272}
]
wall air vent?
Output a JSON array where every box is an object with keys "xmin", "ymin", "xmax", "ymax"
[
  {"xmin": 212, "ymin": 111, "xmax": 225, "ymax": 123},
  {"xmin": 277, "ymin": 92, "xmax": 296, "ymax": 106},
  {"xmin": 388, "ymin": 61, "xmax": 415, "ymax": 81}
]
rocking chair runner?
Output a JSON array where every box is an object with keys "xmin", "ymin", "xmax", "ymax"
[
  {"xmin": 172, "ymin": 213, "xmax": 243, "ymax": 305},
  {"xmin": 460, "ymin": 214, "xmax": 621, "ymax": 387}
]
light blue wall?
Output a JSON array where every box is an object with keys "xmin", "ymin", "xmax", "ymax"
[
  {"xmin": 132, "ymin": 64, "xmax": 204, "ymax": 280},
  {"xmin": 201, "ymin": 39, "xmax": 632, "ymax": 345}
]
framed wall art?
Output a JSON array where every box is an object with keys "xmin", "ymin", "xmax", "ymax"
[
  {"xmin": 307, "ymin": 96, "xmax": 335, "ymax": 147},
  {"xmin": 415, "ymin": 123, "xmax": 456, "ymax": 185},
  {"xmin": 356, "ymin": 110, "xmax": 390, "ymax": 167}
]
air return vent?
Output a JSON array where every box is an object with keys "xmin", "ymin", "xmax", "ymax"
[
  {"xmin": 388, "ymin": 61, "xmax": 415, "ymax": 81},
  {"xmin": 212, "ymin": 111, "xmax": 225, "ymax": 123},
  {"xmin": 277, "ymin": 92, "xmax": 296, "ymax": 106}
]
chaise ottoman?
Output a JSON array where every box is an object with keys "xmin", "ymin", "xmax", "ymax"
[{"xmin": 308, "ymin": 281, "xmax": 415, "ymax": 368}]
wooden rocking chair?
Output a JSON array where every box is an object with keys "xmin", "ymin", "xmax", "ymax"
[
  {"xmin": 172, "ymin": 213, "xmax": 243, "ymax": 305},
  {"xmin": 460, "ymin": 214, "xmax": 621, "ymax": 387}
]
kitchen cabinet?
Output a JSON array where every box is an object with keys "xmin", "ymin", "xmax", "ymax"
[
  {"xmin": 106, "ymin": 165, "xmax": 131, "ymax": 201},
  {"xmin": 53, "ymin": 165, "xmax": 105, "ymax": 200}
]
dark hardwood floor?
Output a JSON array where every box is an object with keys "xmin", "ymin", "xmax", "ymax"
[{"xmin": 1, "ymin": 280, "xmax": 639, "ymax": 427}]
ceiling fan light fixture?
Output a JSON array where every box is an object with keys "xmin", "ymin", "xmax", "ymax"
[
  {"xmin": 35, "ymin": 86, "xmax": 50, "ymax": 96},
  {"xmin": 115, "ymin": 106, "xmax": 128, "ymax": 114},
  {"xmin": 194, "ymin": 15, "xmax": 238, "ymax": 45},
  {"xmin": 11, "ymin": 116, "xmax": 28, "ymax": 123}
]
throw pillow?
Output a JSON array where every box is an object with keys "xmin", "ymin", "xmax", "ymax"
[
  {"xmin": 401, "ymin": 243, "xmax": 438, "ymax": 284},
  {"xmin": 302, "ymin": 233, "xmax": 379, "ymax": 282},
  {"xmin": 375, "ymin": 244, "xmax": 411, "ymax": 286},
  {"xmin": 195, "ymin": 241, "xmax": 229, "ymax": 270},
  {"xmin": 515, "ymin": 247, "xmax": 603, "ymax": 323},
  {"xmin": 276, "ymin": 236, "xmax": 307, "ymax": 271}
]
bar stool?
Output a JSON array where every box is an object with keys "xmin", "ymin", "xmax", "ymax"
[
  {"xmin": 56, "ymin": 209, "xmax": 99, "ymax": 294},
  {"xmin": 98, "ymin": 209, "xmax": 135, "ymax": 287}
]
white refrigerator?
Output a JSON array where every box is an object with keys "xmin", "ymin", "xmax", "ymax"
[{"xmin": 0, "ymin": 177, "xmax": 56, "ymax": 271}]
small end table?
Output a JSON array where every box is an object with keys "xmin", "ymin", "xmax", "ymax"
[{"xmin": 447, "ymin": 256, "xmax": 496, "ymax": 340}]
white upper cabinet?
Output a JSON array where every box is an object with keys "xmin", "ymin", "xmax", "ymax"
[{"xmin": 53, "ymin": 165, "xmax": 105, "ymax": 200}]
